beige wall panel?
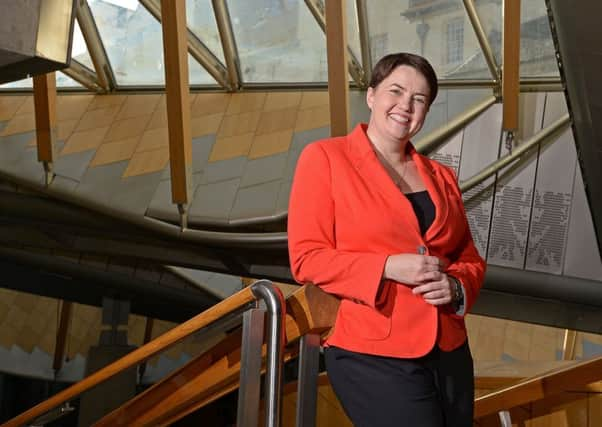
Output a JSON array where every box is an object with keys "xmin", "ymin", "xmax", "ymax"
[
  {"xmin": 91, "ymin": 137, "xmax": 139, "ymax": 167},
  {"xmin": 190, "ymin": 112, "xmax": 223, "ymax": 138},
  {"xmin": 248, "ymin": 129, "xmax": 293, "ymax": 159},
  {"xmin": 526, "ymin": 393, "xmax": 589, "ymax": 427},
  {"xmin": 590, "ymin": 393, "xmax": 602, "ymax": 427},
  {"xmin": 294, "ymin": 104, "xmax": 331, "ymax": 132},
  {"xmin": 502, "ymin": 320, "xmax": 534, "ymax": 361},
  {"xmin": 61, "ymin": 126, "xmax": 109, "ymax": 155},
  {"xmin": 56, "ymin": 119, "xmax": 78, "ymax": 141},
  {"xmin": 528, "ymin": 324, "xmax": 563, "ymax": 361},
  {"xmin": 0, "ymin": 96, "xmax": 28, "ymax": 121},
  {"xmin": 209, "ymin": 133, "xmax": 254, "ymax": 162},
  {"xmin": 263, "ymin": 92, "xmax": 302, "ymax": 112},
  {"xmin": 299, "ymin": 91, "xmax": 329, "ymax": 110},
  {"xmin": 226, "ymin": 92, "xmax": 267, "ymax": 115},
  {"xmin": 127, "ymin": 314, "xmax": 146, "ymax": 346},
  {"xmin": 191, "ymin": 93, "xmax": 230, "ymax": 117},
  {"xmin": 87, "ymin": 94, "xmax": 127, "ymax": 111},
  {"xmin": 465, "ymin": 314, "xmax": 481, "ymax": 353},
  {"xmin": 136, "ymin": 127, "xmax": 169, "ymax": 153},
  {"xmin": 472, "ymin": 316, "xmax": 507, "ymax": 361},
  {"xmin": 104, "ymin": 115, "xmax": 151, "ymax": 143},
  {"xmin": 0, "ymin": 113, "xmax": 36, "ymax": 136},
  {"xmin": 116, "ymin": 95, "xmax": 161, "ymax": 121},
  {"xmin": 256, "ymin": 108, "xmax": 298, "ymax": 135},
  {"xmin": 57, "ymin": 95, "xmax": 94, "ymax": 121},
  {"xmin": 217, "ymin": 111, "xmax": 261, "ymax": 138},
  {"xmin": 123, "ymin": 147, "xmax": 169, "ymax": 178},
  {"xmin": 19, "ymin": 325, "xmax": 42, "ymax": 353},
  {"xmin": 76, "ymin": 105, "xmax": 121, "ymax": 133},
  {"xmin": 147, "ymin": 96, "xmax": 168, "ymax": 130},
  {"xmin": 0, "ymin": 325, "xmax": 20, "ymax": 348},
  {"xmin": 15, "ymin": 97, "xmax": 34, "ymax": 115}
]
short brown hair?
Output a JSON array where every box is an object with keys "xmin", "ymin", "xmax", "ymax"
[{"xmin": 369, "ymin": 53, "xmax": 438, "ymax": 106}]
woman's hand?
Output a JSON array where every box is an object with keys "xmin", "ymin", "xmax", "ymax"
[
  {"xmin": 412, "ymin": 274, "xmax": 454, "ymax": 306},
  {"xmin": 383, "ymin": 254, "xmax": 444, "ymax": 286}
]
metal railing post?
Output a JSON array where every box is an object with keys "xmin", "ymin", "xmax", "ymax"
[
  {"xmin": 237, "ymin": 306, "xmax": 265, "ymax": 427},
  {"xmin": 250, "ymin": 280, "xmax": 286, "ymax": 427},
  {"xmin": 295, "ymin": 333, "xmax": 321, "ymax": 427}
]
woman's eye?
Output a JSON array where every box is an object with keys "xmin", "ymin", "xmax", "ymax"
[
  {"xmin": 389, "ymin": 89, "xmax": 401, "ymax": 95},
  {"xmin": 413, "ymin": 97, "xmax": 426, "ymax": 104}
]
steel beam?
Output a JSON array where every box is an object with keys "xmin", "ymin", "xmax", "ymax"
[
  {"xmin": 459, "ymin": 113, "xmax": 570, "ymax": 193},
  {"xmin": 462, "ymin": 0, "xmax": 500, "ymax": 83},
  {"xmin": 60, "ymin": 59, "xmax": 102, "ymax": 92},
  {"xmin": 356, "ymin": 0, "xmax": 372, "ymax": 83},
  {"xmin": 139, "ymin": 0, "xmax": 230, "ymax": 89},
  {"xmin": 305, "ymin": 0, "xmax": 366, "ymax": 87},
  {"xmin": 415, "ymin": 95, "xmax": 497, "ymax": 155},
  {"xmin": 76, "ymin": 0, "xmax": 115, "ymax": 92},
  {"xmin": 212, "ymin": 0, "xmax": 241, "ymax": 90}
]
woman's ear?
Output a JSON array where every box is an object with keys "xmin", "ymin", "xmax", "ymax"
[{"xmin": 366, "ymin": 87, "xmax": 374, "ymax": 110}]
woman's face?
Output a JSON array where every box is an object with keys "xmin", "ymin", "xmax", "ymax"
[{"xmin": 366, "ymin": 65, "xmax": 430, "ymax": 145}]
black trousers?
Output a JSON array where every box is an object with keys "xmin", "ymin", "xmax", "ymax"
[{"xmin": 324, "ymin": 342, "xmax": 474, "ymax": 427}]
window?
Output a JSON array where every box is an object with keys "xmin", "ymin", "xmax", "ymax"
[
  {"xmin": 446, "ymin": 18, "xmax": 464, "ymax": 64},
  {"xmin": 371, "ymin": 33, "xmax": 388, "ymax": 63}
]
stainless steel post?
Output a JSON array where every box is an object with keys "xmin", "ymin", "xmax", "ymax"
[
  {"xmin": 295, "ymin": 333, "xmax": 321, "ymax": 427},
  {"xmin": 498, "ymin": 410, "xmax": 512, "ymax": 427},
  {"xmin": 237, "ymin": 307, "xmax": 265, "ymax": 427},
  {"xmin": 251, "ymin": 280, "xmax": 286, "ymax": 427}
]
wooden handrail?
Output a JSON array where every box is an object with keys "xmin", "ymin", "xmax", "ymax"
[
  {"xmin": 93, "ymin": 284, "xmax": 340, "ymax": 427},
  {"xmin": 474, "ymin": 354, "xmax": 602, "ymax": 418},
  {"xmin": 1, "ymin": 286, "xmax": 256, "ymax": 427}
]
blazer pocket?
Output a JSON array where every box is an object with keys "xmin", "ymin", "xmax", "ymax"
[{"xmin": 339, "ymin": 301, "xmax": 392, "ymax": 340}]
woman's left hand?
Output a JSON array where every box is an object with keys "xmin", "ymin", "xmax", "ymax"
[{"xmin": 411, "ymin": 274, "xmax": 453, "ymax": 306}]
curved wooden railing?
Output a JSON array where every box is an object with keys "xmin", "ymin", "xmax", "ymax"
[
  {"xmin": 93, "ymin": 284, "xmax": 339, "ymax": 426},
  {"xmin": 1, "ymin": 284, "xmax": 339, "ymax": 427},
  {"xmin": 474, "ymin": 354, "xmax": 602, "ymax": 420},
  {"xmin": 0, "ymin": 286, "xmax": 258, "ymax": 427}
]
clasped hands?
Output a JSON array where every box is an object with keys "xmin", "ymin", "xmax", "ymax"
[{"xmin": 384, "ymin": 254, "xmax": 453, "ymax": 306}]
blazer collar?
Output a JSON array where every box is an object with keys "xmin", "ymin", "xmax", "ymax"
[
  {"xmin": 346, "ymin": 123, "xmax": 436, "ymax": 176},
  {"xmin": 346, "ymin": 123, "xmax": 445, "ymax": 240}
]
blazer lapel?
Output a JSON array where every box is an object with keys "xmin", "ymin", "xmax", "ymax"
[
  {"xmin": 346, "ymin": 124, "xmax": 421, "ymax": 235},
  {"xmin": 410, "ymin": 148, "xmax": 449, "ymax": 242}
]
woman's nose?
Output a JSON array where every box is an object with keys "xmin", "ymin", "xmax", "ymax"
[{"xmin": 398, "ymin": 95, "xmax": 412, "ymax": 111}]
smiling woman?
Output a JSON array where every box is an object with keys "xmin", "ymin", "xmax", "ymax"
[{"xmin": 287, "ymin": 52, "xmax": 485, "ymax": 427}]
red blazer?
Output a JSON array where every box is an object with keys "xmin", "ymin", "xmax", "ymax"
[{"xmin": 288, "ymin": 124, "xmax": 486, "ymax": 358}]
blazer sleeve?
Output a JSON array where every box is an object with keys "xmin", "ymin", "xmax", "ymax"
[
  {"xmin": 443, "ymin": 168, "xmax": 486, "ymax": 317},
  {"xmin": 287, "ymin": 143, "xmax": 389, "ymax": 309}
]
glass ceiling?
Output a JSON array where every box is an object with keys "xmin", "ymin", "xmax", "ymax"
[{"xmin": 0, "ymin": 0, "xmax": 559, "ymax": 91}]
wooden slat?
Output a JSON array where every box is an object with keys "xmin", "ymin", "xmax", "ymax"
[
  {"xmin": 32, "ymin": 73, "xmax": 57, "ymax": 163},
  {"xmin": 502, "ymin": 0, "xmax": 520, "ymax": 131},
  {"xmin": 160, "ymin": 0, "xmax": 193, "ymax": 205},
  {"xmin": 325, "ymin": 0, "xmax": 349, "ymax": 137},
  {"xmin": 52, "ymin": 301, "xmax": 73, "ymax": 373},
  {"xmin": 474, "ymin": 354, "xmax": 602, "ymax": 418},
  {"xmin": 0, "ymin": 287, "xmax": 255, "ymax": 427},
  {"xmin": 93, "ymin": 285, "xmax": 340, "ymax": 427}
]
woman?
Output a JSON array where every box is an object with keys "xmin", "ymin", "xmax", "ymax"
[{"xmin": 287, "ymin": 53, "xmax": 485, "ymax": 427}]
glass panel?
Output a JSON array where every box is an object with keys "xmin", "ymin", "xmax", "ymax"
[
  {"xmin": 88, "ymin": 0, "xmax": 217, "ymax": 86},
  {"xmin": 72, "ymin": 20, "xmax": 95, "ymax": 70},
  {"xmin": 0, "ymin": 78, "xmax": 32, "ymax": 89},
  {"xmin": 57, "ymin": 72, "xmax": 85, "ymax": 88},
  {"xmin": 228, "ymin": 0, "xmax": 328, "ymax": 83},
  {"xmin": 347, "ymin": 0, "xmax": 361, "ymax": 63},
  {"xmin": 520, "ymin": 1, "xmax": 558, "ymax": 77},
  {"xmin": 186, "ymin": 0, "xmax": 225, "ymax": 63},
  {"xmin": 367, "ymin": 0, "xmax": 493, "ymax": 79}
]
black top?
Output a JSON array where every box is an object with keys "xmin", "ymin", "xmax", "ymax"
[{"xmin": 405, "ymin": 190, "xmax": 435, "ymax": 236}]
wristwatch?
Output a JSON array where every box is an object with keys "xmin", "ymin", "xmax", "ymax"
[{"xmin": 450, "ymin": 276, "xmax": 464, "ymax": 308}]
